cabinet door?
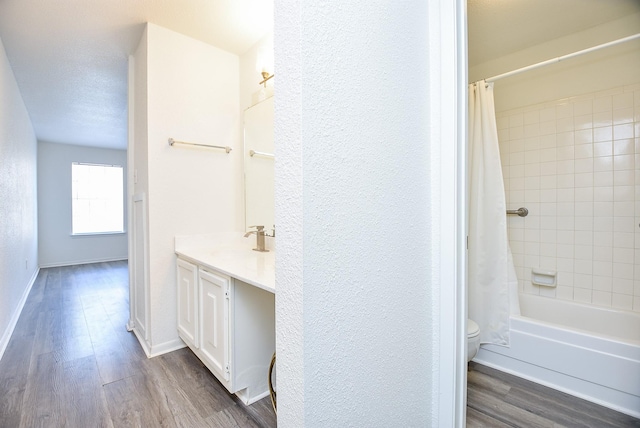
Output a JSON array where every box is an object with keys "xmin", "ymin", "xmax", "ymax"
[
  {"xmin": 199, "ymin": 269, "xmax": 231, "ymax": 382},
  {"xmin": 177, "ymin": 258, "xmax": 199, "ymax": 348}
]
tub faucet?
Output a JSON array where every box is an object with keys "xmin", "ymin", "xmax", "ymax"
[{"xmin": 244, "ymin": 225, "xmax": 269, "ymax": 252}]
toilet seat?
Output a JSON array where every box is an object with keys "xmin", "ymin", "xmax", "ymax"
[
  {"xmin": 467, "ymin": 319, "xmax": 480, "ymax": 338},
  {"xmin": 467, "ymin": 319, "xmax": 481, "ymax": 362}
]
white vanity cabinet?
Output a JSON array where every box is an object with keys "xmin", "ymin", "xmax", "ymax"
[
  {"xmin": 176, "ymin": 258, "xmax": 199, "ymax": 349},
  {"xmin": 198, "ymin": 268, "xmax": 231, "ymax": 384},
  {"xmin": 176, "ymin": 255, "xmax": 275, "ymax": 404}
]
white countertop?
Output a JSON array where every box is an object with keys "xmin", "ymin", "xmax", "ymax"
[{"xmin": 175, "ymin": 233, "xmax": 275, "ymax": 294}]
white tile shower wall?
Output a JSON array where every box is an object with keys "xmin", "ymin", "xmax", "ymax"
[{"xmin": 497, "ymin": 83, "xmax": 640, "ymax": 313}]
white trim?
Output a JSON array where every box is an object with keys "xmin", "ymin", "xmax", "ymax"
[
  {"xmin": 433, "ymin": 0, "xmax": 467, "ymax": 425},
  {"xmin": 149, "ymin": 338, "xmax": 187, "ymax": 358},
  {"xmin": 130, "ymin": 326, "xmax": 185, "ymax": 359},
  {"xmin": 38, "ymin": 257, "xmax": 127, "ymax": 269},
  {"xmin": 127, "ymin": 54, "xmax": 136, "ymax": 343},
  {"xmin": 455, "ymin": 0, "xmax": 469, "ymax": 425},
  {"xmin": 131, "ymin": 326, "xmax": 152, "ymax": 357},
  {"xmin": 70, "ymin": 231, "xmax": 126, "ymax": 237},
  {"xmin": 131, "ymin": 192, "xmax": 150, "ymax": 341},
  {"xmin": 0, "ymin": 268, "xmax": 39, "ymax": 361},
  {"xmin": 236, "ymin": 388, "xmax": 271, "ymax": 406},
  {"xmin": 72, "ymin": 161, "xmax": 123, "ymax": 168}
]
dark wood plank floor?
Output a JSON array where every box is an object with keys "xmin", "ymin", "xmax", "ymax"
[
  {"xmin": 3, "ymin": 262, "xmax": 639, "ymax": 427},
  {"xmin": 467, "ymin": 362, "xmax": 640, "ymax": 427},
  {"xmin": 0, "ymin": 262, "xmax": 276, "ymax": 428}
]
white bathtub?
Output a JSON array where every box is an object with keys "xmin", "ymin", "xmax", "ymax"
[{"xmin": 474, "ymin": 293, "xmax": 640, "ymax": 418}]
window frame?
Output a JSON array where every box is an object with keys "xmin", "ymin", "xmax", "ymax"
[{"xmin": 71, "ymin": 162, "xmax": 125, "ymax": 236}]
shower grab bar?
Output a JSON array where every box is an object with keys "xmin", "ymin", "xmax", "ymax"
[
  {"xmin": 168, "ymin": 138, "xmax": 232, "ymax": 153},
  {"xmin": 507, "ymin": 207, "xmax": 528, "ymax": 217}
]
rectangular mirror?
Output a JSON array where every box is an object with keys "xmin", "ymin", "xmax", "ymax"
[{"xmin": 244, "ymin": 96, "xmax": 274, "ymax": 232}]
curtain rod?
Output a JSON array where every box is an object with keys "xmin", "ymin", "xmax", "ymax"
[{"xmin": 485, "ymin": 33, "xmax": 640, "ymax": 83}]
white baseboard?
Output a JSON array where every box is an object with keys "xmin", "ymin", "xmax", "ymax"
[
  {"xmin": 149, "ymin": 337, "xmax": 186, "ymax": 358},
  {"xmin": 130, "ymin": 327, "xmax": 185, "ymax": 359},
  {"xmin": 237, "ymin": 388, "xmax": 271, "ymax": 405},
  {"xmin": 0, "ymin": 268, "xmax": 40, "ymax": 361},
  {"xmin": 130, "ymin": 327, "xmax": 152, "ymax": 357},
  {"xmin": 39, "ymin": 257, "xmax": 128, "ymax": 268}
]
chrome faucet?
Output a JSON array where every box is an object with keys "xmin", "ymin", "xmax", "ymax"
[{"xmin": 244, "ymin": 225, "xmax": 269, "ymax": 252}]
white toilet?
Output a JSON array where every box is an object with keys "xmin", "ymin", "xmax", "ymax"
[{"xmin": 467, "ymin": 319, "xmax": 480, "ymax": 362}]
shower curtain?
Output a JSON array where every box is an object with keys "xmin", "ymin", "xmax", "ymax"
[{"xmin": 468, "ymin": 80, "xmax": 520, "ymax": 346}]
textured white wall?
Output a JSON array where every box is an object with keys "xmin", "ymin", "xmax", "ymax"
[
  {"xmin": 0, "ymin": 36, "xmax": 39, "ymax": 357},
  {"xmin": 37, "ymin": 141, "xmax": 128, "ymax": 267},
  {"xmin": 144, "ymin": 24, "xmax": 241, "ymax": 350},
  {"xmin": 275, "ymin": 1, "xmax": 441, "ymax": 425},
  {"xmin": 274, "ymin": 1, "xmax": 304, "ymax": 424}
]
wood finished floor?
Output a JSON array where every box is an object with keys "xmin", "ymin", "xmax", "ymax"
[
  {"xmin": 0, "ymin": 262, "xmax": 276, "ymax": 428},
  {"xmin": 3, "ymin": 262, "xmax": 639, "ymax": 427},
  {"xmin": 467, "ymin": 362, "xmax": 640, "ymax": 427}
]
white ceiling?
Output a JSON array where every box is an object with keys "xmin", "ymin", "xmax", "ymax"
[
  {"xmin": 0, "ymin": 0, "xmax": 273, "ymax": 150},
  {"xmin": 0, "ymin": 0, "xmax": 637, "ymax": 151}
]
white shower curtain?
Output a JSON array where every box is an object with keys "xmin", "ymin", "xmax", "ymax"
[{"xmin": 468, "ymin": 80, "xmax": 520, "ymax": 346}]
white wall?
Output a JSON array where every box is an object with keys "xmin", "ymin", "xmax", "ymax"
[
  {"xmin": 239, "ymin": 32, "xmax": 274, "ymax": 112},
  {"xmin": 0, "ymin": 36, "xmax": 39, "ymax": 358},
  {"xmin": 132, "ymin": 28, "xmax": 149, "ymax": 199},
  {"xmin": 274, "ymin": 1, "xmax": 459, "ymax": 425},
  {"xmin": 132, "ymin": 24, "xmax": 241, "ymax": 352},
  {"xmin": 37, "ymin": 141, "xmax": 128, "ymax": 267}
]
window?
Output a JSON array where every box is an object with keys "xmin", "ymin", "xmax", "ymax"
[{"xmin": 71, "ymin": 162, "xmax": 124, "ymax": 235}]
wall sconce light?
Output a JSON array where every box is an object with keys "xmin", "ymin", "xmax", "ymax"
[{"xmin": 259, "ymin": 70, "xmax": 274, "ymax": 87}]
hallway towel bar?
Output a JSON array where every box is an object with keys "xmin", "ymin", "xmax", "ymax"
[
  {"xmin": 507, "ymin": 207, "xmax": 528, "ymax": 217},
  {"xmin": 168, "ymin": 138, "xmax": 232, "ymax": 153},
  {"xmin": 249, "ymin": 150, "xmax": 274, "ymax": 159}
]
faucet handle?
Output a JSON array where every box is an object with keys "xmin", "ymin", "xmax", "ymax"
[{"xmin": 248, "ymin": 225, "xmax": 265, "ymax": 232}]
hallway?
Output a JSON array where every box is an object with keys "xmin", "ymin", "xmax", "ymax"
[{"xmin": 0, "ymin": 262, "xmax": 276, "ymax": 427}]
